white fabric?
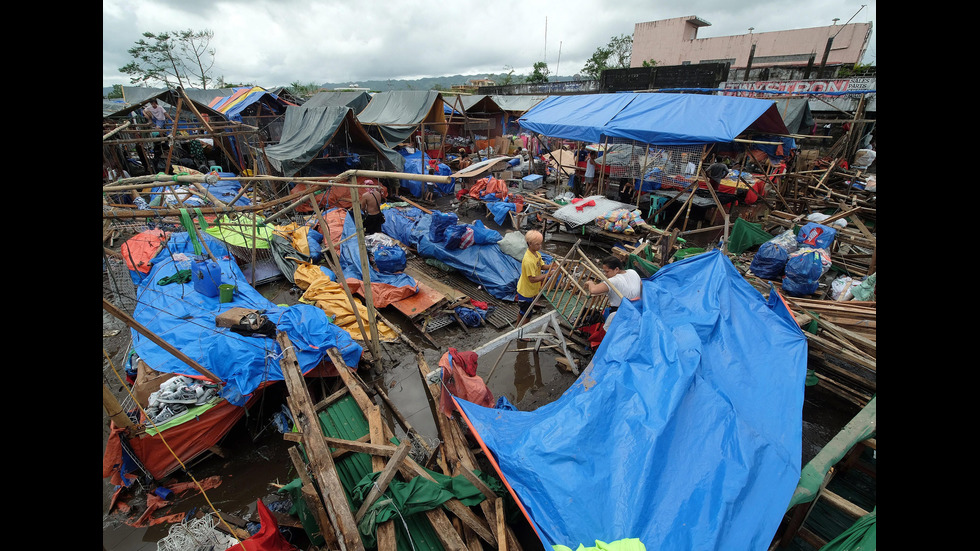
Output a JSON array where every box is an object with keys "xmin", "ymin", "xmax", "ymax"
[{"xmin": 606, "ymin": 269, "xmax": 642, "ymax": 308}]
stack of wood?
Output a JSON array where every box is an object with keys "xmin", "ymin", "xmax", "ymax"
[
  {"xmin": 276, "ymin": 332, "xmax": 524, "ymax": 551},
  {"xmin": 786, "ymin": 298, "xmax": 876, "ymax": 407}
]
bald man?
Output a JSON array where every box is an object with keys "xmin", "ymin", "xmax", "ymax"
[{"xmin": 515, "ymin": 230, "xmax": 551, "ymax": 325}]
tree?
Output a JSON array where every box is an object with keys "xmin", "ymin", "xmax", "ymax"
[
  {"xmin": 641, "ymin": 59, "xmax": 658, "ymax": 68},
  {"xmin": 526, "ymin": 61, "xmax": 550, "ymax": 84},
  {"xmin": 289, "ymin": 81, "xmax": 323, "ymax": 98},
  {"xmin": 500, "ymin": 65, "xmax": 516, "ymax": 86},
  {"xmin": 105, "ymin": 84, "xmax": 124, "ymax": 99},
  {"xmin": 582, "ymin": 34, "xmax": 633, "ymax": 80},
  {"xmin": 119, "ymin": 29, "xmax": 216, "ymax": 89},
  {"xmin": 176, "ymin": 29, "xmax": 216, "ymax": 89}
]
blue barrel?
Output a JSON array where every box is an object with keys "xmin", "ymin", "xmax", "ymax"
[{"xmin": 192, "ymin": 257, "xmax": 222, "ymax": 297}]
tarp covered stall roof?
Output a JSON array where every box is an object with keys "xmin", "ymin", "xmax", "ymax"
[
  {"xmin": 208, "ymin": 86, "xmax": 294, "ymax": 122},
  {"xmin": 455, "ymin": 250, "xmax": 807, "ymax": 549},
  {"xmin": 263, "ymin": 104, "xmax": 403, "ymax": 176},
  {"xmin": 104, "ymin": 89, "xmax": 226, "ymax": 120},
  {"xmin": 771, "ymin": 98, "xmax": 815, "ymax": 135},
  {"xmin": 519, "ymin": 93, "xmax": 789, "ymax": 145},
  {"xmin": 357, "ymin": 90, "xmax": 447, "ymax": 146},
  {"xmin": 490, "ymin": 95, "xmax": 548, "ymax": 114},
  {"xmin": 121, "ymin": 86, "xmax": 235, "ymax": 110},
  {"xmin": 304, "ymin": 91, "xmax": 372, "ymax": 114}
]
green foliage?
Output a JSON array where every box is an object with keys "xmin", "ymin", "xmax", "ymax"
[
  {"xmin": 500, "ymin": 65, "xmax": 516, "ymax": 86},
  {"xmin": 641, "ymin": 59, "xmax": 658, "ymax": 68},
  {"xmin": 289, "ymin": 81, "xmax": 323, "ymax": 98},
  {"xmin": 120, "ymin": 29, "xmax": 216, "ymax": 89},
  {"xmin": 526, "ymin": 61, "xmax": 550, "ymax": 83},
  {"xmin": 105, "ymin": 84, "xmax": 124, "ymax": 99},
  {"xmin": 582, "ymin": 34, "xmax": 633, "ymax": 80},
  {"xmin": 838, "ymin": 63, "xmax": 875, "ymax": 78}
]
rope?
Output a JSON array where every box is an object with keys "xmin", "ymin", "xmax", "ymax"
[{"xmin": 103, "ymin": 347, "xmax": 248, "ymax": 550}]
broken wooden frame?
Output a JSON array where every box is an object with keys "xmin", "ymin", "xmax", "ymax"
[{"xmin": 277, "ymin": 334, "xmax": 521, "ymax": 550}]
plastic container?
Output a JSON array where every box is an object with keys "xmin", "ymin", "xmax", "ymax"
[
  {"xmin": 192, "ymin": 256, "xmax": 222, "ymax": 297},
  {"xmin": 219, "ymin": 284, "xmax": 237, "ymax": 303}
]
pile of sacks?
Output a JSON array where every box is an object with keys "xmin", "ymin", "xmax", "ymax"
[
  {"xmin": 750, "ymin": 222, "xmax": 838, "ymax": 296},
  {"xmin": 145, "ymin": 375, "xmax": 220, "ymax": 425}
]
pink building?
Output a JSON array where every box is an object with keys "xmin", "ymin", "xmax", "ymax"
[{"xmin": 631, "ymin": 15, "xmax": 872, "ymax": 70}]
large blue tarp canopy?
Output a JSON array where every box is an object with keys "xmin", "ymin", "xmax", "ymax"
[
  {"xmin": 519, "ymin": 93, "xmax": 788, "ymax": 145},
  {"xmin": 130, "ymin": 233, "xmax": 362, "ymax": 405},
  {"xmin": 456, "ymin": 250, "xmax": 807, "ymax": 549}
]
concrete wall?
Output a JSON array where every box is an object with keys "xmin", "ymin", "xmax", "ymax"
[{"xmin": 632, "ymin": 15, "xmax": 872, "ymax": 70}]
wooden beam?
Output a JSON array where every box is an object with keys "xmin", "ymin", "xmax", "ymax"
[
  {"xmin": 354, "ymin": 442, "xmax": 411, "ymax": 522},
  {"xmin": 102, "ymin": 297, "xmax": 222, "ymax": 384},
  {"xmin": 276, "ymin": 333, "xmax": 365, "ymax": 551}
]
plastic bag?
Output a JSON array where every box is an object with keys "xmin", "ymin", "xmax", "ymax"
[
  {"xmin": 445, "ymin": 226, "xmax": 474, "ymax": 250},
  {"xmin": 428, "ymin": 211, "xmax": 458, "ymax": 242},
  {"xmin": 374, "ymin": 245, "xmax": 406, "ymax": 273},
  {"xmin": 782, "ymin": 250, "xmax": 824, "ymax": 296},
  {"xmin": 469, "ymin": 220, "xmax": 502, "ymax": 244},
  {"xmin": 797, "ymin": 222, "xmax": 837, "ymax": 250},
  {"xmin": 830, "ymin": 275, "xmax": 855, "ymax": 301},
  {"xmin": 750, "ymin": 242, "xmax": 789, "ymax": 279}
]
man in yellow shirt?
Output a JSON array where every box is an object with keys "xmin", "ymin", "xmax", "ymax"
[{"xmin": 516, "ymin": 230, "xmax": 550, "ymax": 325}]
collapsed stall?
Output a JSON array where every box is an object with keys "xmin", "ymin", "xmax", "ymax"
[
  {"xmin": 453, "ymin": 250, "xmax": 808, "ymax": 549},
  {"xmin": 104, "ymin": 231, "xmax": 362, "ymax": 482},
  {"xmin": 263, "ymin": 104, "xmax": 403, "ymax": 178},
  {"xmin": 356, "ymin": 91, "xmax": 454, "ymax": 197}
]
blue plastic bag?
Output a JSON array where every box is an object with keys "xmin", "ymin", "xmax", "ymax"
[
  {"xmin": 469, "ymin": 220, "xmax": 502, "ymax": 244},
  {"xmin": 307, "ymin": 229, "xmax": 323, "ymax": 262},
  {"xmin": 797, "ymin": 222, "xmax": 837, "ymax": 250},
  {"xmin": 750, "ymin": 242, "xmax": 789, "ymax": 279},
  {"xmin": 429, "ymin": 211, "xmax": 458, "ymax": 242},
  {"xmin": 374, "ymin": 245, "xmax": 406, "ymax": 273},
  {"xmin": 782, "ymin": 251, "xmax": 823, "ymax": 296}
]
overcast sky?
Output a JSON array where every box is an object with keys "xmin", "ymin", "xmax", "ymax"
[{"xmin": 103, "ymin": 0, "xmax": 876, "ymax": 89}]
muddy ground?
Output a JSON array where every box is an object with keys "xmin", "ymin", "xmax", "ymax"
[{"xmin": 102, "ymin": 192, "xmax": 859, "ymax": 550}]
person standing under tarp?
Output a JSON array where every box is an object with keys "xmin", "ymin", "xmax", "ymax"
[
  {"xmin": 359, "ymin": 180, "xmax": 386, "ymax": 234},
  {"xmin": 587, "ymin": 256, "xmax": 642, "ymax": 330},
  {"xmin": 516, "ymin": 230, "xmax": 550, "ymax": 325}
]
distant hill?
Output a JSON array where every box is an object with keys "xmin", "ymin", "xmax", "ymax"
[{"xmin": 104, "ymin": 72, "xmax": 585, "ymax": 98}]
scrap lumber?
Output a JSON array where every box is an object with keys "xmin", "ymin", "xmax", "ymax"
[{"xmin": 276, "ymin": 333, "xmax": 364, "ymax": 551}]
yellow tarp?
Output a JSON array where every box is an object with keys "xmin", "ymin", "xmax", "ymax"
[
  {"xmin": 294, "ymin": 263, "xmax": 397, "ymax": 342},
  {"xmin": 274, "ymin": 222, "xmax": 312, "ymax": 256}
]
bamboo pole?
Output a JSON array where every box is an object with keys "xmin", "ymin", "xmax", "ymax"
[
  {"xmin": 308, "ymin": 197, "xmax": 371, "ymax": 345},
  {"xmin": 102, "ymin": 298, "xmax": 223, "ymax": 384},
  {"xmin": 348, "ymin": 178, "xmax": 382, "ymax": 369}
]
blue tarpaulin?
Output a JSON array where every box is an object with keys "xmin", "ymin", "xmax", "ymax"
[
  {"xmin": 381, "ymin": 207, "xmax": 527, "ymax": 300},
  {"xmin": 335, "ymin": 208, "xmax": 418, "ymax": 291},
  {"xmin": 130, "ymin": 233, "xmax": 362, "ymax": 405},
  {"xmin": 519, "ymin": 93, "xmax": 788, "ymax": 145},
  {"xmin": 400, "ymin": 150, "xmax": 453, "ymax": 197},
  {"xmin": 455, "ymin": 250, "xmax": 807, "ymax": 549}
]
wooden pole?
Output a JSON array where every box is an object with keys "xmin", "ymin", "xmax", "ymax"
[
  {"xmin": 349, "ymin": 178, "xmax": 383, "ymax": 369},
  {"xmin": 308, "ymin": 197, "xmax": 372, "ymax": 345},
  {"xmin": 277, "ymin": 333, "xmax": 365, "ymax": 551},
  {"xmin": 102, "ymin": 298, "xmax": 223, "ymax": 384}
]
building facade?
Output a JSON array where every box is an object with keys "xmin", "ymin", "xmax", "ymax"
[{"xmin": 631, "ymin": 15, "xmax": 872, "ymax": 71}]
